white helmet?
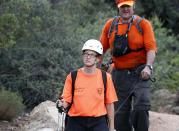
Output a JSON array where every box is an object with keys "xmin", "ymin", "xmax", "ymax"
[{"xmin": 82, "ymin": 39, "xmax": 103, "ymax": 55}]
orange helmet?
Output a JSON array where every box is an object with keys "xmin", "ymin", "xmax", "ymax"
[{"xmin": 116, "ymin": 0, "xmax": 134, "ymax": 8}]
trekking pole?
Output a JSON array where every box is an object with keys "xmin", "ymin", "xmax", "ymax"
[{"xmin": 56, "ymin": 100, "xmax": 63, "ymax": 131}]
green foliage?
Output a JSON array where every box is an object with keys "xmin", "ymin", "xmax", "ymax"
[
  {"xmin": 135, "ymin": 0, "xmax": 179, "ymax": 34},
  {"xmin": 0, "ymin": 0, "xmax": 83, "ymax": 108},
  {"xmin": 105, "ymin": 0, "xmax": 179, "ymax": 34},
  {"xmin": 0, "ymin": 13, "xmax": 18, "ymax": 48},
  {"xmin": 0, "ymin": 0, "xmax": 115, "ymax": 108},
  {"xmin": 0, "ymin": 0, "xmax": 178, "ymax": 110},
  {"xmin": 0, "ymin": 88, "xmax": 25, "ymax": 121},
  {"xmin": 149, "ymin": 15, "xmax": 179, "ymax": 92},
  {"xmin": 151, "ymin": 89, "xmax": 175, "ymax": 112}
]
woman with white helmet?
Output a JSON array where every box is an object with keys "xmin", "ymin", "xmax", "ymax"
[{"xmin": 57, "ymin": 39, "xmax": 118, "ymax": 131}]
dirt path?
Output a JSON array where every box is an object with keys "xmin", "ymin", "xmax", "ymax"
[
  {"xmin": 0, "ymin": 113, "xmax": 29, "ymax": 131},
  {"xmin": 1, "ymin": 111, "xmax": 179, "ymax": 131},
  {"xmin": 149, "ymin": 111, "xmax": 179, "ymax": 131}
]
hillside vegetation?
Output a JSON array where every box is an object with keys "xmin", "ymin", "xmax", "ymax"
[{"xmin": 0, "ymin": 0, "xmax": 178, "ymax": 120}]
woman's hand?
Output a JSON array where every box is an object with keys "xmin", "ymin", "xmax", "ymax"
[{"xmin": 56, "ymin": 99, "xmax": 69, "ymax": 109}]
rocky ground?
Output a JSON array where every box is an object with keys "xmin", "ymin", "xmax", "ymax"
[
  {"xmin": 0, "ymin": 100, "xmax": 179, "ymax": 131},
  {"xmin": 0, "ymin": 112, "xmax": 30, "ymax": 131}
]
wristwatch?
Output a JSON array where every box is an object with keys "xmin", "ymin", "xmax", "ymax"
[{"xmin": 146, "ymin": 64, "xmax": 153, "ymax": 70}]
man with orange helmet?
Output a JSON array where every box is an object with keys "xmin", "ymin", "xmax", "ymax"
[{"xmin": 99, "ymin": 0, "xmax": 157, "ymax": 131}]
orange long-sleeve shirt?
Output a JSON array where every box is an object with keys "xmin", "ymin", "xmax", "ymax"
[
  {"xmin": 61, "ymin": 68, "xmax": 118, "ymax": 117},
  {"xmin": 100, "ymin": 15, "xmax": 157, "ymax": 69}
]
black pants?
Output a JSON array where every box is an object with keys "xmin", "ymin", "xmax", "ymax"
[
  {"xmin": 112, "ymin": 65, "xmax": 151, "ymax": 131},
  {"xmin": 65, "ymin": 115, "xmax": 109, "ymax": 131}
]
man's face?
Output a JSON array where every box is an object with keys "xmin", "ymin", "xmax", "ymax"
[{"xmin": 118, "ymin": 4, "xmax": 134, "ymax": 20}]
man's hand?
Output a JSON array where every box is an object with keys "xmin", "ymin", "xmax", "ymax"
[
  {"xmin": 142, "ymin": 50, "xmax": 156, "ymax": 80},
  {"xmin": 141, "ymin": 66, "xmax": 151, "ymax": 80}
]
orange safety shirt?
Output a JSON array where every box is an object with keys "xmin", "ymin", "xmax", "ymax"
[
  {"xmin": 100, "ymin": 15, "xmax": 157, "ymax": 69},
  {"xmin": 61, "ymin": 68, "xmax": 118, "ymax": 117}
]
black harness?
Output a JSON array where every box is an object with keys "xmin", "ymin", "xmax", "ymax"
[{"xmin": 110, "ymin": 16, "xmax": 144, "ymax": 57}]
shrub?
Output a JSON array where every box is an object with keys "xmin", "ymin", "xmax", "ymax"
[{"xmin": 0, "ymin": 88, "xmax": 25, "ymax": 121}]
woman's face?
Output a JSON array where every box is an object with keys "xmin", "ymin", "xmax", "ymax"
[
  {"xmin": 82, "ymin": 50, "xmax": 97, "ymax": 67},
  {"xmin": 118, "ymin": 5, "xmax": 134, "ymax": 20}
]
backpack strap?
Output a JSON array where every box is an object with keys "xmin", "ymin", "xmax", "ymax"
[
  {"xmin": 108, "ymin": 16, "xmax": 120, "ymax": 38},
  {"xmin": 130, "ymin": 16, "xmax": 144, "ymax": 51},
  {"xmin": 130, "ymin": 47, "xmax": 144, "ymax": 52},
  {"xmin": 108, "ymin": 15, "xmax": 144, "ymax": 37},
  {"xmin": 66, "ymin": 70, "xmax": 77, "ymax": 112},
  {"xmin": 101, "ymin": 70, "xmax": 107, "ymax": 104},
  {"xmin": 71, "ymin": 70, "xmax": 77, "ymax": 103},
  {"xmin": 68, "ymin": 70, "xmax": 107, "ymax": 110},
  {"xmin": 133, "ymin": 16, "xmax": 144, "ymax": 35}
]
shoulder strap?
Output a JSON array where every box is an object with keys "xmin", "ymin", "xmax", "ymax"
[
  {"xmin": 68, "ymin": 70, "xmax": 106, "ymax": 111},
  {"xmin": 131, "ymin": 16, "xmax": 144, "ymax": 51},
  {"xmin": 66, "ymin": 70, "xmax": 77, "ymax": 112},
  {"xmin": 71, "ymin": 70, "xmax": 77, "ymax": 104},
  {"xmin": 108, "ymin": 16, "xmax": 119, "ymax": 38},
  {"xmin": 108, "ymin": 15, "xmax": 144, "ymax": 37},
  {"xmin": 133, "ymin": 16, "xmax": 144, "ymax": 35},
  {"xmin": 101, "ymin": 70, "xmax": 107, "ymax": 104}
]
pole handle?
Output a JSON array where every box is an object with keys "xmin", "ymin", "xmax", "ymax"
[{"xmin": 56, "ymin": 98, "xmax": 63, "ymax": 113}]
